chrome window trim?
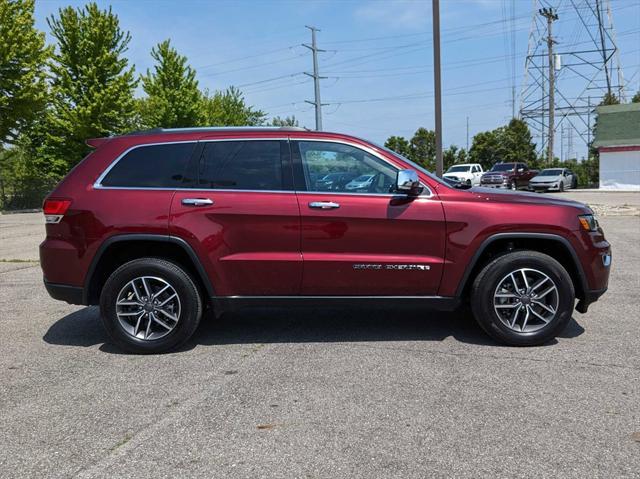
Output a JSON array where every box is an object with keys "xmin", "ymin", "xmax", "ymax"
[
  {"xmin": 292, "ymin": 137, "xmax": 433, "ymax": 198},
  {"xmin": 93, "ymin": 136, "xmax": 433, "ymax": 199},
  {"xmin": 93, "ymin": 138, "xmax": 289, "ymax": 190}
]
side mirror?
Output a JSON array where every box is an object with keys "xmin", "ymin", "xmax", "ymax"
[{"xmin": 395, "ymin": 169, "xmax": 423, "ymax": 196}]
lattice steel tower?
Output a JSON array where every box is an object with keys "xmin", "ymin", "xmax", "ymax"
[{"xmin": 519, "ymin": 0, "xmax": 625, "ymax": 160}]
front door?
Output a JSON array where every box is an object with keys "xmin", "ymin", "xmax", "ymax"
[
  {"xmin": 170, "ymin": 139, "xmax": 302, "ymax": 296},
  {"xmin": 292, "ymin": 140, "xmax": 446, "ymax": 296}
]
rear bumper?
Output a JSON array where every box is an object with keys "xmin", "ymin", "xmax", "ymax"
[{"xmin": 44, "ymin": 280, "xmax": 85, "ymax": 305}]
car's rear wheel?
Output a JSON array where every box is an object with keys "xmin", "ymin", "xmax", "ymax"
[
  {"xmin": 100, "ymin": 258, "xmax": 202, "ymax": 354},
  {"xmin": 471, "ymin": 251, "xmax": 574, "ymax": 346}
]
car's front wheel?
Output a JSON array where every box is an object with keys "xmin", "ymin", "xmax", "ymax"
[
  {"xmin": 471, "ymin": 251, "xmax": 574, "ymax": 346},
  {"xmin": 100, "ymin": 258, "xmax": 202, "ymax": 354}
]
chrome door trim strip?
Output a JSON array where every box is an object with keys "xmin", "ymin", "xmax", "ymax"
[{"xmin": 92, "ymin": 136, "xmax": 435, "ymax": 200}]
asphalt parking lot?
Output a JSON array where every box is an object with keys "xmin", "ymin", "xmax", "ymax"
[{"xmin": 1, "ymin": 190, "xmax": 639, "ymax": 478}]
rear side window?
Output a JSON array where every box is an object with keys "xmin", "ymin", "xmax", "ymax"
[
  {"xmin": 197, "ymin": 140, "xmax": 283, "ymax": 190},
  {"xmin": 100, "ymin": 143, "xmax": 195, "ymax": 188}
]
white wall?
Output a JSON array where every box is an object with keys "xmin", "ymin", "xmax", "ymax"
[{"xmin": 599, "ymin": 149, "xmax": 640, "ymax": 191}]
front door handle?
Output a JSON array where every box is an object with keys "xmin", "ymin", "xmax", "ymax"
[
  {"xmin": 309, "ymin": 201, "xmax": 340, "ymax": 210},
  {"xmin": 181, "ymin": 198, "xmax": 213, "ymax": 207}
]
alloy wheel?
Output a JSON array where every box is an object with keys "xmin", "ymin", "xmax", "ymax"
[
  {"xmin": 493, "ymin": 268, "xmax": 559, "ymax": 333},
  {"xmin": 115, "ymin": 276, "xmax": 181, "ymax": 340}
]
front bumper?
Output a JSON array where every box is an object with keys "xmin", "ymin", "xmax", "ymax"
[
  {"xmin": 576, "ymin": 287, "xmax": 608, "ymax": 313},
  {"xmin": 480, "ymin": 183, "xmax": 509, "ymax": 189},
  {"xmin": 529, "ymin": 183, "xmax": 560, "ymax": 192}
]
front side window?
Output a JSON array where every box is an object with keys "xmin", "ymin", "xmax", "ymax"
[
  {"xmin": 100, "ymin": 143, "xmax": 195, "ymax": 188},
  {"xmin": 197, "ymin": 140, "xmax": 283, "ymax": 190},
  {"xmin": 296, "ymin": 141, "xmax": 397, "ymax": 194}
]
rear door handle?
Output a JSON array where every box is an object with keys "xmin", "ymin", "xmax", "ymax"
[
  {"xmin": 181, "ymin": 198, "xmax": 213, "ymax": 207},
  {"xmin": 309, "ymin": 201, "xmax": 340, "ymax": 210}
]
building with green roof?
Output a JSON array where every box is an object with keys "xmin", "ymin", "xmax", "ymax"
[{"xmin": 592, "ymin": 103, "xmax": 640, "ymax": 190}]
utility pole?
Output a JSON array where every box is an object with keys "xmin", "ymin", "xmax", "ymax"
[
  {"xmin": 432, "ymin": 0, "xmax": 443, "ymax": 177},
  {"xmin": 539, "ymin": 7, "xmax": 558, "ymax": 164},
  {"xmin": 303, "ymin": 26, "xmax": 326, "ymax": 131},
  {"xmin": 466, "ymin": 116, "xmax": 469, "ymax": 151}
]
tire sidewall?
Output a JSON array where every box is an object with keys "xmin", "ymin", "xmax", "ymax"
[
  {"xmin": 100, "ymin": 259, "xmax": 202, "ymax": 354},
  {"xmin": 472, "ymin": 252, "xmax": 575, "ymax": 346}
]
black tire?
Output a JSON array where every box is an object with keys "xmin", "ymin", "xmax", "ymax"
[
  {"xmin": 470, "ymin": 251, "xmax": 575, "ymax": 346},
  {"xmin": 559, "ymin": 181, "xmax": 564, "ymax": 192},
  {"xmin": 466, "ymin": 179, "xmax": 472, "ymax": 187},
  {"xmin": 510, "ymin": 180, "xmax": 517, "ymax": 191},
  {"xmin": 100, "ymin": 258, "xmax": 202, "ymax": 354},
  {"xmin": 572, "ymin": 177, "xmax": 578, "ymax": 189}
]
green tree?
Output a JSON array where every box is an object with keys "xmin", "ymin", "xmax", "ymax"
[
  {"xmin": 384, "ymin": 135, "xmax": 410, "ymax": 158},
  {"xmin": 0, "ymin": 0, "xmax": 50, "ymax": 144},
  {"xmin": 631, "ymin": 91, "xmax": 640, "ymax": 103},
  {"xmin": 469, "ymin": 129, "xmax": 502, "ymax": 170},
  {"xmin": 34, "ymin": 2, "xmax": 137, "ymax": 177},
  {"xmin": 443, "ymin": 145, "xmax": 459, "ymax": 171},
  {"xmin": 409, "ymin": 128, "xmax": 436, "ymax": 170},
  {"xmin": 500, "ymin": 118, "xmax": 537, "ymax": 164},
  {"xmin": 270, "ymin": 115, "xmax": 299, "ymax": 127},
  {"xmin": 599, "ymin": 92, "xmax": 620, "ymax": 106},
  {"xmin": 201, "ymin": 86, "xmax": 266, "ymax": 126},
  {"xmin": 139, "ymin": 39, "xmax": 202, "ymax": 128},
  {"xmin": 469, "ymin": 119, "xmax": 536, "ymax": 170}
]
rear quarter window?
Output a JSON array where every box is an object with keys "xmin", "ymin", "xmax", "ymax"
[{"xmin": 100, "ymin": 143, "xmax": 196, "ymax": 188}]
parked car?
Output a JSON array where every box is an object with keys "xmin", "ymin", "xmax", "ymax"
[
  {"xmin": 529, "ymin": 168, "xmax": 578, "ymax": 192},
  {"xmin": 315, "ymin": 172, "xmax": 357, "ymax": 191},
  {"xmin": 443, "ymin": 163, "xmax": 484, "ymax": 186},
  {"xmin": 345, "ymin": 174, "xmax": 376, "ymax": 191},
  {"xmin": 480, "ymin": 162, "xmax": 538, "ymax": 190},
  {"xmin": 40, "ymin": 127, "xmax": 611, "ymax": 353}
]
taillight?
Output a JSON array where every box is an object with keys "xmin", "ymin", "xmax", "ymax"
[{"xmin": 43, "ymin": 198, "xmax": 72, "ymax": 224}]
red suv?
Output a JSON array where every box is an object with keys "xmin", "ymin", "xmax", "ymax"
[{"xmin": 40, "ymin": 127, "xmax": 611, "ymax": 353}]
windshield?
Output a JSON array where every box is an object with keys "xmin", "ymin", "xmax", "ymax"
[
  {"xmin": 353, "ymin": 174, "xmax": 373, "ymax": 182},
  {"xmin": 446, "ymin": 165, "xmax": 470, "ymax": 173},
  {"xmin": 490, "ymin": 163, "xmax": 515, "ymax": 172},
  {"xmin": 320, "ymin": 173, "xmax": 344, "ymax": 180},
  {"xmin": 539, "ymin": 169, "xmax": 563, "ymax": 176}
]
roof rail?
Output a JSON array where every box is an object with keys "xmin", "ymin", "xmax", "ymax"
[{"xmin": 125, "ymin": 126, "xmax": 308, "ymax": 136}]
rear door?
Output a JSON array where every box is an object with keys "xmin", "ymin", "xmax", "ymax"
[
  {"xmin": 292, "ymin": 139, "xmax": 446, "ymax": 296},
  {"xmin": 170, "ymin": 138, "xmax": 302, "ymax": 296}
]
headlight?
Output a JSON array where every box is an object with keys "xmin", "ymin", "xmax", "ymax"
[{"xmin": 578, "ymin": 214, "xmax": 599, "ymax": 231}]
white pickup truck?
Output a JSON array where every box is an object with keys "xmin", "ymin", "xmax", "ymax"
[{"xmin": 443, "ymin": 163, "xmax": 484, "ymax": 186}]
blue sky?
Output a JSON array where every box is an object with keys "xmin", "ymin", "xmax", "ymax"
[{"xmin": 34, "ymin": 0, "xmax": 640, "ymax": 157}]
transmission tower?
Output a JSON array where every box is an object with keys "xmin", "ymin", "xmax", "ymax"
[{"xmin": 519, "ymin": 0, "xmax": 625, "ymax": 160}]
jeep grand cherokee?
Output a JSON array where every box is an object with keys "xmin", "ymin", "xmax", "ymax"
[{"xmin": 40, "ymin": 127, "xmax": 611, "ymax": 353}]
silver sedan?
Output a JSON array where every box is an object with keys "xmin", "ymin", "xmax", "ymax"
[{"xmin": 529, "ymin": 168, "xmax": 577, "ymax": 192}]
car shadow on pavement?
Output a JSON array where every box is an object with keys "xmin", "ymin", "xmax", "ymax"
[{"xmin": 43, "ymin": 306, "xmax": 585, "ymax": 354}]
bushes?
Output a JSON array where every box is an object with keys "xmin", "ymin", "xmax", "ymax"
[{"xmin": 0, "ymin": 149, "xmax": 59, "ymax": 210}]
